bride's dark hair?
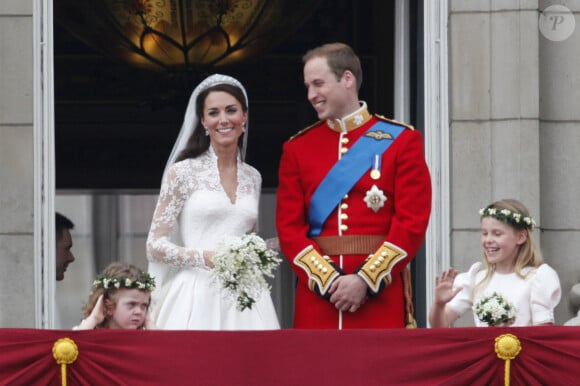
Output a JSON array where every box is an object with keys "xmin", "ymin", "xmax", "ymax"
[{"xmin": 176, "ymin": 83, "xmax": 248, "ymax": 162}]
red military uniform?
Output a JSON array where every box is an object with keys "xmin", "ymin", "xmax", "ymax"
[{"xmin": 276, "ymin": 103, "xmax": 431, "ymax": 329}]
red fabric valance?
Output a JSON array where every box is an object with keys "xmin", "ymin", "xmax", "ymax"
[{"xmin": 1, "ymin": 326, "xmax": 579, "ymax": 385}]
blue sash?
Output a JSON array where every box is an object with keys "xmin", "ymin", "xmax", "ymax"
[{"xmin": 308, "ymin": 120, "xmax": 404, "ymax": 237}]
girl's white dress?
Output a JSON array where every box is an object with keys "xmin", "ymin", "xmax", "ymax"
[
  {"xmin": 146, "ymin": 147, "xmax": 280, "ymax": 330},
  {"xmin": 447, "ymin": 262, "xmax": 561, "ymax": 326}
]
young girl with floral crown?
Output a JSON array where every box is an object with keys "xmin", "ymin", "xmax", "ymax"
[
  {"xmin": 429, "ymin": 198, "xmax": 561, "ymax": 327},
  {"xmin": 75, "ymin": 262, "xmax": 156, "ymax": 330}
]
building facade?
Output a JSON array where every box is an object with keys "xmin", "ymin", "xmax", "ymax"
[{"xmin": 1, "ymin": 0, "xmax": 578, "ymax": 327}]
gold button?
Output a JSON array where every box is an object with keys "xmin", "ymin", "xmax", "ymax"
[
  {"xmin": 340, "ymin": 213, "xmax": 348, "ymax": 220},
  {"xmin": 343, "ymin": 194, "xmax": 349, "ymax": 199},
  {"xmin": 341, "ymin": 137, "xmax": 349, "ymax": 144},
  {"xmin": 340, "ymin": 203, "xmax": 349, "ymax": 210},
  {"xmin": 322, "ymin": 267, "xmax": 328, "ymax": 273},
  {"xmin": 340, "ymin": 147, "xmax": 348, "ymax": 154},
  {"xmin": 340, "ymin": 224, "xmax": 348, "ymax": 231},
  {"xmin": 370, "ymin": 265, "xmax": 377, "ymax": 272},
  {"xmin": 378, "ymin": 256, "xmax": 385, "ymax": 263}
]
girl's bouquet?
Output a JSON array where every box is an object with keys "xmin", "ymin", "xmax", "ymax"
[
  {"xmin": 473, "ymin": 292, "xmax": 516, "ymax": 326},
  {"xmin": 211, "ymin": 232, "xmax": 282, "ymax": 311}
]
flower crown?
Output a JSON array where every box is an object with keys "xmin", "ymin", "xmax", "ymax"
[
  {"xmin": 93, "ymin": 272, "xmax": 156, "ymax": 291},
  {"xmin": 479, "ymin": 206, "xmax": 536, "ymax": 230}
]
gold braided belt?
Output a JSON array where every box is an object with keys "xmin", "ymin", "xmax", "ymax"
[{"xmin": 311, "ymin": 235, "xmax": 385, "ymax": 256}]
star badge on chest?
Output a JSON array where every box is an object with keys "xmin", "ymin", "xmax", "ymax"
[{"xmin": 364, "ymin": 184, "xmax": 387, "ymax": 213}]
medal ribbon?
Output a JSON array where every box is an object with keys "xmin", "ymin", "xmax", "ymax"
[{"xmin": 372, "ymin": 154, "xmax": 381, "ymax": 179}]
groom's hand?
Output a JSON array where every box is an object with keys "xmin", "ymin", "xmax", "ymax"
[{"xmin": 328, "ymin": 274, "xmax": 368, "ymax": 313}]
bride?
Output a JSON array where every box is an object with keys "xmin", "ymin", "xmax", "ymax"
[{"xmin": 146, "ymin": 74, "xmax": 280, "ymax": 330}]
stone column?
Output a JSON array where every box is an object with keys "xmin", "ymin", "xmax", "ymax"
[
  {"xmin": 0, "ymin": 1, "xmax": 35, "ymax": 326},
  {"xmin": 449, "ymin": 1, "xmax": 541, "ymax": 325},
  {"xmin": 538, "ymin": 0, "xmax": 580, "ymax": 324}
]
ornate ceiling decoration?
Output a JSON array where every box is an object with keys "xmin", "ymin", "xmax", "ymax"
[{"xmin": 55, "ymin": 0, "xmax": 322, "ymax": 72}]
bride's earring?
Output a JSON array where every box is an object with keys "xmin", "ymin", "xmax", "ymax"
[{"xmin": 204, "ymin": 127, "xmax": 209, "ymax": 136}]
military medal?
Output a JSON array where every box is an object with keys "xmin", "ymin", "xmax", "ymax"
[
  {"xmin": 364, "ymin": 184, "xmax": 387, "ymax": 213},
  {"xmin": 370, "ymin": 154, "xmax": 381, "ymax": 180}
]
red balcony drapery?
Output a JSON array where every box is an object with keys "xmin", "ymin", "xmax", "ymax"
[{"xmin": 1, "ymin": 326, "xmax": 579, "ymax": 386}]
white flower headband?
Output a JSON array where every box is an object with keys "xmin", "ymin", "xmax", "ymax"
[
  {"xmin": 479, "ymin": 206, "xmax": 536, "ymax": 231},
  {"xmin": 93, "ymin": 272, "xmax": 156, "ymax": 291}
]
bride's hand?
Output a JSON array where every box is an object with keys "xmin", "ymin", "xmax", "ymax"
[
  {"xmin": 265, "ymin": 237, "xmax": 280, "ymax": 252},
  {"xmin": 202, "ymin": 250, "xmax": 215, "ymax": 269}
]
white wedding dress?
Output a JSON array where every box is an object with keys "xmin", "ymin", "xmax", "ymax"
[{"xmin": 146, "ymin": 147, "xmax": 280, "ymax": 330}]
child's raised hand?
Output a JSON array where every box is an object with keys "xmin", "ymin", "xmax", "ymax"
[
  {"xmin": 88, "ymin": 294, "xmax": 106, "ymax": 324},
  {"xmin": 144, "ymin": 313, "xmax": 156, "ymax": 330},
  {"xmin": 434, "ymin": 268, "xmax": 462, "ymax": 305},
  {"xmin": 76, "ymin": 294, "xmax": 106, "ymax": 330}
]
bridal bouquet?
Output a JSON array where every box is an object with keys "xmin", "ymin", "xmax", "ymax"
[
  {"xmin": 211, "ymin": 232, "xmax": 282, "ymax": 311},
  {"xmin": 473, "ymin": 292, "xmax": 516, "ymax": 327}
]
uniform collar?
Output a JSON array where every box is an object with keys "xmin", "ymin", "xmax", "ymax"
[{"xmin": 326, "ymin": 101, "xmax": 371, "ymax": 132}]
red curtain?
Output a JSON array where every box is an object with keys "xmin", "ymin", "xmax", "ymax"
[{"xmin": 1, "ymin": 326, "xmax": 579, "ymax": 386}]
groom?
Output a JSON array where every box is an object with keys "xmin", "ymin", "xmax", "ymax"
[{"xmin": 276, "ymin": 43, "xmax": 431, "ymax": 329}]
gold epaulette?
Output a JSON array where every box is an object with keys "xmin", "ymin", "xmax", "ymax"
[
  {"xmin": 288, "ymin": 120, "xmax": 324, "ymax": 141},
  {"xmin": 374, "ymin": 114, "xmax": 415, "ymax": 131},
  {"xmin": 357, "ymin": 242, "xmax": 407, "ymax": 294}
]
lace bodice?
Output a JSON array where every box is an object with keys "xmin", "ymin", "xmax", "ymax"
[{"xmin": 146, "ymin": 148, "xmax": 261, "ymax": 269}]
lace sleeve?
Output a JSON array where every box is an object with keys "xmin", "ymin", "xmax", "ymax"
[
  {"xmin": 250, "ymin": 165, "xmax": 262, "ymax": 234},
  {"xmin": 146, "ymin": 162, "xmax": 205, "ymax": 268}
]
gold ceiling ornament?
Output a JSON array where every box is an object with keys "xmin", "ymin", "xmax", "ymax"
[{"xmin": 55, "ymin": 0, "xmax": 322, "ymax": 72}]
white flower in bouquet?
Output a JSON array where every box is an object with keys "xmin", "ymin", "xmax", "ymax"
[
  {"xmin": 211, "ymin": 232, "xmax": 282, "ymax": 311},
  {"xmin": 473, "ymin": 292, "xmax": 516, "ymax": 327}
]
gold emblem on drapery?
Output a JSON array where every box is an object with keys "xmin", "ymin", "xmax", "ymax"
[
  {"xmin": 53, "ymin": 337, "xmax": 79, "ymax": 386},
  {"xmin": 495, "ymin": 334, "xmax": 521, "ymax": 386}
]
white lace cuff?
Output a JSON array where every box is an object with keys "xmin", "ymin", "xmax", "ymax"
[{"xmin": 195, "ymin": 249, "xmax": 206, "ymax": 268}]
